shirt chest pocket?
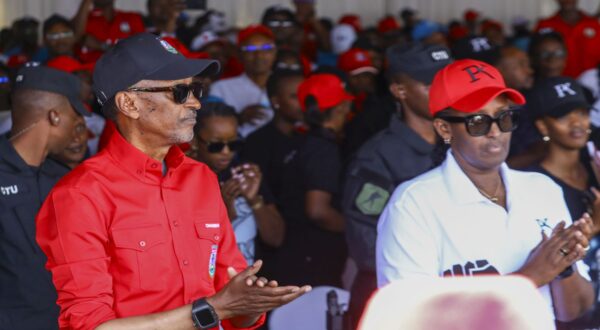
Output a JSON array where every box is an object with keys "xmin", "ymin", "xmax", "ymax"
[
  {"xmin": 111, "ymin": 224, "xmax": 171, "ymax": 291},
  {"xmin": 194, "ymin": 222, "xmax": 221, "ymax": 281}
]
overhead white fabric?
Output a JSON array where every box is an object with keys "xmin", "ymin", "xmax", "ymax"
[{"xmin": 0, "ymin": 0, "xmax": 599, "ymax": 33}]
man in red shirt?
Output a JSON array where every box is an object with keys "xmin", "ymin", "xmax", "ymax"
[
  {"xmin": 72, "ymin": 0, "xmax": 145, "ymax": 63},
  {"xmin": 536, "ymin": 0, "xmax": 600, "ymax": 77},
  {"xmin": 36, "ymin": 33, "xmax": 311, "ymax": 330}
]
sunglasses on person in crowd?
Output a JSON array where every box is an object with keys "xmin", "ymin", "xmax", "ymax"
[
  {"xmin": 539, "ymin": 49, "xmax": 566, "ymax": 60},
  {"xmin": 0, "ymin": 77, "xmax": 9, "ymax": 84},
  {"xmin": 241, "ymin": 44, "xmax": 276, "ymax": 53},
  {"xmin": 127, "ymin": 82, "xmax": 203, "ymax": 104},
  {"xmin": 276, "ymin": 62, "xmax": 302, "ymax": 71},
  {"xmin": 437, "ymin": 109, "xmax": 520, "ymax": 137},
  {"xmin": 267, "ymin": 20, "xmax": 295, "ymax": 28},
  {"xmin": 46, "ymin": 31, "xmax": 74, "ymax": 41},
  {"xmin": 201, "ymin": 139, "xmax": 244, "ymax": 153}
]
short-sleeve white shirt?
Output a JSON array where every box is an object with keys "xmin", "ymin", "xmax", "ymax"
[
  {"xmin": 376, "ymin": 150, "xmax": 590, "ymax": 316},
  {"xmin": 209, "ymin": 74, "xmax": 273, "ymax": 137}
]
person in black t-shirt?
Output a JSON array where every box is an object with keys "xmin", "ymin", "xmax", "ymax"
[
  {"xmin": 526, "ymin": 76, "xmax": 600, "ymax": 329},
  {"xmin": 270, "ymin": 73, "xmax": 353, "ymax": 287},
  {"xmin": 241, "ymin": 69, "xmax": 304, "ymax": 201}
]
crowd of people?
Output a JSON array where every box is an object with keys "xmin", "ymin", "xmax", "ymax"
[{"xmin": 2, "ymin": 0, "xmax": 600, "ymax": 329}]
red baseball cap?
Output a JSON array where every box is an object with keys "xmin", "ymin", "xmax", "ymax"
[
  {"xmin": 47, "ymin": 55, "xmax": 95, "ymax": 73},
  {"xmin": 377, "ymin": 16, "xmax": 401, "ymax": 34},
  {"xmin": 338, "ymin": 48, "xmax": 378, "ymax": 76},
  {"xmin": 238, "ymin": 24, "xmax": 275, "ymax": 46},
  {"xmin": 464, "ymin": 9, "xmax": 479, "ymax": 22},
  {"xmin": 339, "ymin": 14, "xmax": 362, "ymax": 32},
  {"xmin": 429, "ymin": 59, "xmax": 525, "ymax": 116},
  {"xmin": 297, "ymin": 73, "xmax": 354, "ymax": 112}
]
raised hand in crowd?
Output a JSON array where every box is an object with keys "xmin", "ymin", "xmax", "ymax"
[
  {"xmin": 234, "ymin": 163, "xmax": 262, "ymax": 205},
  {"xmin": 221, "ymin": 176, "xmax": 242, "ymax": 220},
  {"xmin": 239, "ymin": 104, "xmax": 269, "ymax": 125}
]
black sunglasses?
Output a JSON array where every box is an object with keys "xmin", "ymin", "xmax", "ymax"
[
  {"xmin": 127, "ymin": 82, "xmax": 203, "ymax": 104},
  {"xmin": 202, "ymin": 139, "xmax": 244, "ymax": 153},
  {"xmin": 539, "ymin": 49, "xmax": 566, "ymax": 60},
  {"xmin": 437, "ymin": 109, "xmax": 520, "ymax": 137}
]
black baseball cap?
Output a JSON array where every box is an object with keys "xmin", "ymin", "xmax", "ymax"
[
  {"xmin": 527, "ymin": 77, "xmax": 590, "ymax": 119},
  {"xmin": 93, "ymin": 32, "xmax": 220, "ymax": 109},
  {"xmin": 451, "ymin": 35, "xmax": 500, "ymax": 64},
  {"xmin": 386, "ymin": 43, "xmax": 452, "ymax": 85},
  {"xmin": 14, "ymin": 63, "xmax": 90, "ymax": 117}
]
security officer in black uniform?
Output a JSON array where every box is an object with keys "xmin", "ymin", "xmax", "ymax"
[
  {"xmin": 0, "ymin": 64, "xmax": 89, "ymax": 329},
  {"xmin": 341, "ymin": 43, "xmax": 452, "ymax": 327}
]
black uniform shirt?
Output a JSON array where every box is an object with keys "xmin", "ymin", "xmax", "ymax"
[
  {"xmin": 266, "ymin": 128, "xmax": 347, "ymax": 287},
  {"xmin": 342, "ymin": 115, "xmax": 435, "ymax": 272},
  {"xmin": 241, "ymin": 121, "xmax": 302, "ymax": 202},
  {"xmin": 0, "ymin": 133, "xmax": 69, "ymax": 330}
]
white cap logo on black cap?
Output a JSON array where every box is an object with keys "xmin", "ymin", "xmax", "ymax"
[
  {"xmin": 160, "ymin": 39, "xmax": 179, "ymax": 55},
  {"xmin": 554, "ymin": 82, "xmax": 577, "ymax": 98},
  {"xmin": 470, "ymin": 37, "xmax": 491, "ymax": 52},
  {"xmin": 431, "ymin": 50, "xmax": 450, "ymax": 61}
]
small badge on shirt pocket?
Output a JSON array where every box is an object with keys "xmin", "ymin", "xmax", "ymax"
[{"xmin": 209, "ymin": 244, "xmax": 218, "ymax": 278}]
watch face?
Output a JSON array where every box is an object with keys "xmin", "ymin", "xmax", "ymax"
[{"xmin": 197, "ymin": 306, "xmax": 216, "ymax": 325}]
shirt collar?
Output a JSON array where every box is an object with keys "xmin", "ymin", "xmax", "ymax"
[
  {"xmin": 0, "ymin": 134, "xmax": 69, "ymax": 176},
  {"xmin": 0, "ymin": 133, "xmax": 30, "ymax": 173},
  {"xmin": 388, "ymin": 115, "xmax": 434, "ymax": 155},
  {"xmin": 442, "ymin": 149, "xmax": 513, "ymax": 206},
  {"xmin": 106, "ymin": 129, "xmax": 186, "ymax": 183}
]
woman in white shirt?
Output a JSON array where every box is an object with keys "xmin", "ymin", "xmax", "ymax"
[{"xmin": 376, "ymin": 59, "xmax": 595, "ymax": 323}]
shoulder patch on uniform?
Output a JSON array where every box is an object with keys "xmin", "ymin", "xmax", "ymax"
[{"xmin": 355, "ymin": 182, "xmax": 390, "ymax": 216}]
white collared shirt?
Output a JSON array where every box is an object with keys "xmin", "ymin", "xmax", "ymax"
[
  {"xmin": 209, "ymin": 74, "xmax": 274, "ymax": 137},
  {"xmin": 376, "ymin": 149, "xmax": 590, "ymax": 315}
]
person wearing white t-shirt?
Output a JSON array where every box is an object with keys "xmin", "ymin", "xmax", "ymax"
[
  {"xmin": 210, "ymin": 25, "xmax": 277, "ymax": 137},
  {"xmin": 376, "ymin": 59, "xmax": 595, "ymax": 323}
]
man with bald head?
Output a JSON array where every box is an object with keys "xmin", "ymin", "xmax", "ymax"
[{"xmin": 0, "ymin": 63, "xmax": 89, "ymax": 329}]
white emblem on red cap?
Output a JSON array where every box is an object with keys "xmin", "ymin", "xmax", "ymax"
[
  {"xmin": 120, "ymin": 22, "xmax": 131, "ymax": 33},
  {"xmin": 584, "ymin": 27, "xmax": 596, "ymax": 38},
  {"xmin": 356, "ymin": 52, "xmax": 366, "ymax": 61},
  {"xmin": 160, "ymin": 40, "xmax": 179, "ymax": 54}
]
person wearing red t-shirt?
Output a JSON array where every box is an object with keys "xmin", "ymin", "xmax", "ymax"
[
  {"xmin": 36, "ymin": 33, "xmax": 310, "ymax": 330},
  {"xmin": 293, "ymin": 0, "xmax": 331, "ymax": 60},
  {"xmin": 535, "ymin": 0, "xmax": 600, "ymax": 77},
  {"xmin": 72, "ymin": 0, "xmax": 145, "ymax": 63}
]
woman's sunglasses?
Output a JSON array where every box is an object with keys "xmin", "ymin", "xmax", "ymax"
[
  {"xmin": 437, "ymin": 109, "xmax": 520, "ymax": 137},
  {"xmin": 127, "ymin": 82, "xmax": 203, "ymax": 104},
  {"xmin": 203, "ymin": 139, "xmax": 244, "ymax": 153}
]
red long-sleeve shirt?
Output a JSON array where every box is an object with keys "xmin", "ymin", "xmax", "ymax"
[{"xmin": 36, "ymin": 130, "xmax": 264, "ymax": 330}]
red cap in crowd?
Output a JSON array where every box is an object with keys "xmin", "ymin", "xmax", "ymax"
[
  {"xmin": 339, "ymin": 14, "xmax": 362, "ymax": 32},
  {"xmin": 337, "ymin": 48, "xmax": 378, "ymax": 76},
  {"xmin": 377, "ymin": 16, "xmax": 401, "ymax": 34},
  {"xmin": 429, "ymin": 59, "xmax": 525, "ymax": 116},
  {"xmin": 464, "ymin": 9, "xmax": 479, "ymax": 22},
  {"xmin": 481, "ymin": 20, "xmax": 504, "ymax": 33},
  {"xmin": 297, "ymin": 73, "xmax": 354, "ymax": 112},
  {"xmin": 46, "ymin": 55, "xmax": 95, "ymax": 73},
  {"xmin": 238, "ymin": 24, "xmax": 275, "ymax": 46},
  {"xmin": 448, "ymin": 25, "xmax": 469, "ymax": 41}
]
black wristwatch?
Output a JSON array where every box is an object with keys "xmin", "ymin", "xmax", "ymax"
[{"xmin": 191, "ymin": 298, "xmax": 219, "ymax": 329}]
